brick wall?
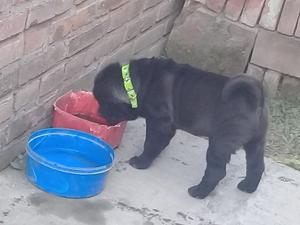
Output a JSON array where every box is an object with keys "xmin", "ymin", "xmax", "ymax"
[
  {"xmin": 0, "ymin": 0, "xmax": 183, "ymax": 170},
  {"xmin": 168, "ymin": 0, "xmax": 300, "ymax": 98}
]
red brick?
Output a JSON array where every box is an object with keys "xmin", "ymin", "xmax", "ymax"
[
  {"xmin": 60, "ymin": 65, "xmax": 97, "ymax": 93},
  {"xmin": 194, "ymin": 0, "xmax": 206, "ymax": 3},
  {"xmin": 24, "ymin": 24, "xmax": 49, "ymax": 54},
  {"xmin": 0, "ymin": 137, "xmax": 28, "ymax": 171},
  {"xmin": 97, "ymin": 0, "xmax": 110, "ymax": 17},
  {"xmin": 45, "ymin": 42, "xmax": 67, "ymax": 70},
  {"xmin": 134, "ymin": 37, "xmax": 167, "ymax": 58},
  {"xmin": 50, "ymin": 17, "xmax": 72, "ymax": 43},
  {"xmin": 0, "ymin": 63, "xmax": 19, "ymax": 97},
  {"xmin": 140, "ymin": 8, "xmax": 157, "ymax": 32},
  {"xmin": 70, "ymin": 4, "xmax": 96, "ymax": 29},
  {"xmin": 148, "ymin": 37, "xmax": 167, "ymax": 56},
  {"xmin": 277, "ymin": 0, "xmax": 300, "ymax": 35},
  {"xmin": 134, "ymin": 23, "xmax": 165, "ymax": 53},
  {"xmin": 13, "ymin": 0, "xmax": 26, "ymax": 4},
  {"xmin": 68, "ymin": 19, "xmax": 109, "ymax": 55},
  {"xmin": 127, "ymin": 0, "xmax": 144, "ymax": 21},
  {"xmin": 157, "ymin": 0, "xmax": 180, "ymax": 21},
  {"xmin": 0, "ymin": 13, "xmax": 27, "ymax": 42},
  {"xmin": 97, "ymin": 0, "xmax": 131, "ymax": 18},
  {"xmin": 259, "ymin": 0, "xmax": 284, "ymax": 30},
  {"xmin": 19, "ymin": 42, "xmax": 66, "ymax": 84},
  {"xmin": 105, "ymin": 26, "xmax": 126, "ymax": 51},
  {"xmin": 0, "ymin": 94, "xmax": 13, "ymax": 124},
  {"xmin": 106, "ymin": 0, "xmax": 128, "ymax": 10},
  {"xmin": 19, "ymin": 53, "xmax": 45, "ymax": 85},
  {"xmin": 109, "ymin": 42, "xmax": 135, "ymax": 64},
  {"xmin": 38, "ymin": 88, "xmax": 59, "ymax": 108},
  {"xmin": 26, "ymin": 0, "xmax": 72, "ymax": 28},
  {"xmin": 50, "ymin": 4, "xmax": 96, "ymax": 43},
  {"xmin": 7, "ymin": 116, "xmax": 32, "ymax": 143},
  {"xmin": 40, "ymin": 64, "xmax": 65, "ymax": 96},
  {"xmin": 74, "ymin": 0, "xmax": 87, "ymax": 5},
  {"xmin": 85, "ymin": 26, "xmax": 126, "ymax": 65},
  {"xmin": 52, "ymin": 0, "xmax": 73, "ymax": 15},
  {"xmin": 65, "ymin": 51, "xmax": 87, "ymax": 80},
  {"xmin": 76, "ymin": 64, "xmax": 97, "ymax": 81},
  {"xmin": 206, "ymin": 0, "xmax": 227, "ymax": 13},
  {"xmin": 0, "ymin": 36, "xmax": 23, "ymax": 69},
  {"xmin": 28, "ymin": 105, "xmax": 53, "ymax": 128},
  {"xmin": 144, "ymin": 0, "xmax": 163, "ymax": 10},
  {"xmin": 224, "ymin": 0, "xmax": 246, "ymax": 21},
  {"xmin": 97, "ymin": 56, "xmax": 112, "ymax": 72},
  {"xmin": 126, "ymin": 19, "xmax": 141, "ymax": 40},
  {"xmin": 0, "ymin": 0, "xmax": 12, "ymax": 12},
  {"xmin": 84, "ymin": 39, "xmax": 108, "ymax": 66},
  {"xmin": 26, "ymin": 2, "xmax": 54, "ymax": 28},
  {"xmin": 108, "ymin": 4, "xmax": 129, "ymax": 31},
  {"xmin": 15, "ymin": 79, "xmax": 40, "ymax": 111},
  {"xmin": 240, "ymin": 0, "xmax": 265, "ymax": 27},
  {"xmin": 251, "ymin": 30, "xmax": 300, "ymax": 78}
]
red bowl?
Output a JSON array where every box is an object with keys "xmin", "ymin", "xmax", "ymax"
[{"xmin": 52, "ymin": 91, "xmax": 126, "ymax": 148}]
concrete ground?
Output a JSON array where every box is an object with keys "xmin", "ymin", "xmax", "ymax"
[{"xmin": 0, "ymin": 119, "xmax": 300, "ymax": 225}]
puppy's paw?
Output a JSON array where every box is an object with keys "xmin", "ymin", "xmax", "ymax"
[
  {"xmin": 237, "ymin": 179, "xmax": 258, "ymax": 193},
  {"xmin": 188, "ymin": 185, "xmax": 211, "ymax": 199},
  {"xmin": 129, "ymin": 156, "xmax": 152, "ymax": 169}
]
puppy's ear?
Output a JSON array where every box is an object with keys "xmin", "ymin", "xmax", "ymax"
[{"xmin": 112, "ymin": 85, "xmax": 130, "ymax": 104}]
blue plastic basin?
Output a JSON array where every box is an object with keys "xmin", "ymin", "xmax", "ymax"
[{"xmin": 25, "ymin": 128, "xmax": 114, "ymax": 198}]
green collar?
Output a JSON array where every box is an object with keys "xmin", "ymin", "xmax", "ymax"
[{"xmin": 121, "ymin": 64, "xmax": 138, "ymax": 108}]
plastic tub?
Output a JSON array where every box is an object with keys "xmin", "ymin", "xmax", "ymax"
[
  {"xmin": 25, "ymin": 128, "xmax": 114, "ymax": 198},
  {"xmin": 52, "ymin": 91, "xmax": 126, "ymax": 148}
]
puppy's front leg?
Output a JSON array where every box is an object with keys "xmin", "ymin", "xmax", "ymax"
[{"xmin": 129, "ymin": 118, "xmax": 175, "ymax": 169}]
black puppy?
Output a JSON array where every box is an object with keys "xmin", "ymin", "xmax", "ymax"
[{"xmin": 93, "ymin": 57, "xmax": 268, "ymax": 199}]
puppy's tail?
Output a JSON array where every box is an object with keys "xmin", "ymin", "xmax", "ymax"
[{"xmin": 222, "ymin": 75, "xmax": 265, "ymax": 110}]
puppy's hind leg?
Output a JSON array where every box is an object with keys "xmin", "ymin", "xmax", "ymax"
[
  {"xmin": 238, "ymin": 137, "xmax": 265, "ymax": 193},
  {"xmin": 129, "ymin": 118, "xmax": 175, "ymax": 169},
  {"xmin": 188, "ymin": 139, "xmax": 236, "ymax": 199}
]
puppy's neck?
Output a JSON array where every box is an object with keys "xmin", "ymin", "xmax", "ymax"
[
  {"xmin": 115, "ymin": 58, "xmax": 156, "ymax": 107},
  {"xmin": 112, "ymin": 61, "xmax": 141, "ymax": 105},
  {"xmin": 126, "ymin": 61, "xmax": 141, "ymax": 95}
]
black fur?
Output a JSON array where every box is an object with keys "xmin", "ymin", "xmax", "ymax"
[{"xmin": 93, "ymin": 58, "xmax": 268, "ymax": 199}]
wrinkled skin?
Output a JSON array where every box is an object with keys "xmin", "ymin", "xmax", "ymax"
[{"xmin": 93, "ymin": 58, "xmax": 268, "ymax": 199}]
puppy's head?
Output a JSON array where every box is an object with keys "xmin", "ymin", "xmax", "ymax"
[{"xmin": 93, "ymin": 63, "xmax": 139, "ymax": 125}]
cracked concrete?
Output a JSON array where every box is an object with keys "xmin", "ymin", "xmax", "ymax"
[{"xmin": 0, "ymin": 119, "xmax": 300, "ymax": 225}]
